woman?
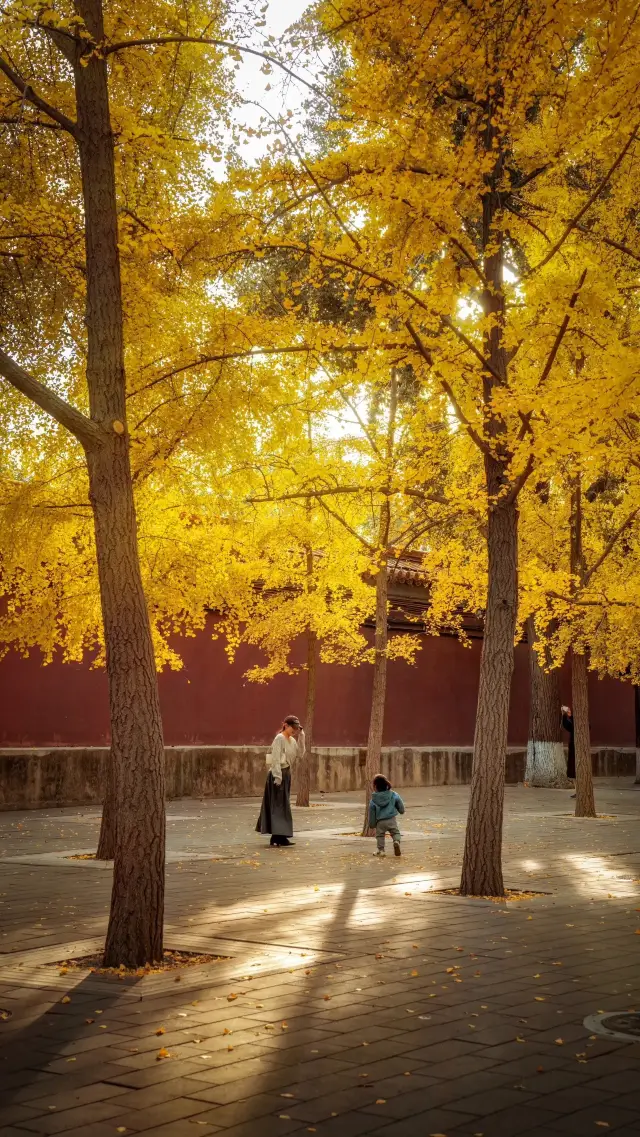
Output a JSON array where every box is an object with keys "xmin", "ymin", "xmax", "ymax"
[
  {"xmin": 561, "ymin": 704, "xmax": 576, "ymax": 788},
  {"xmin": 256, "ymin": 715, "xmax": 305, "ymax": 847}
]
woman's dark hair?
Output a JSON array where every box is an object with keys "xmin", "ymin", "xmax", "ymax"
[
  {"xmin": 373, "ymin": 774, "xmax": 391, "ymax": 791},
  {"xmin": 283, "ymin": 715, "xmax": 301, "ymax": 728}
]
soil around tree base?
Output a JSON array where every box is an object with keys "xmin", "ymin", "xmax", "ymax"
[
  {"xmin": 51, "ymin": 949, "xmax": 227, "ymax": 978},
  {"xmin": 436, "ymin": 888, "xmax": 549, "ymax": 902}
]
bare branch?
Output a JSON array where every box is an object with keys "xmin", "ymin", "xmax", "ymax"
[
  {"xmin": 0, "ymin": 56, "xmax": 77, "ymax": 136},
  {"xmin": 0, "ymin": 348, "xmax": 104, "ymax": 450}
]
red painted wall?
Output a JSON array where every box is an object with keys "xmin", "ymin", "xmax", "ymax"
[{"xmin": 0, "ymin": 616, "xmax": 634, "ymax": 748}]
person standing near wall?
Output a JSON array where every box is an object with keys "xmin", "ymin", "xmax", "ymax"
[
  {"xmin": 561, "ymin": 705, "xmax": 576, "ymax": 792},
  {"xmin": 256, "ymin": 715, "xmax": 305, "ymax": 847}
]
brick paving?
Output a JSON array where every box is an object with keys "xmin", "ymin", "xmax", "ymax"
[{"xmin": 1, "ymin": 781, "xmax": 639, "ymax": 1136}]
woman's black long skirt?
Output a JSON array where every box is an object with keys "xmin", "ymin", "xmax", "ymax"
[{"xmin": 256, "ymin": 769, "xmax": 293, "ymax": 837}]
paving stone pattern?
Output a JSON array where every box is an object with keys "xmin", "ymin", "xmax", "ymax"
[{"xmin": 1, "ymin": 781, "xmax": 639, "ymax": 1136}]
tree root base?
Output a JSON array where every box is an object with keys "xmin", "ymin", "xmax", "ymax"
[
  {"xmin": 51, "ymin": 949, "xmax": 227, "ymax": 978},
  {"xmin": 437, "ymin": 887, "xmax": 548, "ymax": 902}
]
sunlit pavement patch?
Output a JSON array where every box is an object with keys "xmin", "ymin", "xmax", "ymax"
[{"xmin": 0, "ymin": 934, "xmax": 344, "ymax": 993}]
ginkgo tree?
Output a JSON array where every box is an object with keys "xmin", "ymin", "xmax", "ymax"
[
  {"xmin": 0, "ymin": 0, "xmax": 334, "ymax": 965},
  {"xmin": 522, "ymin": 448, "xmax": 640, "ymax": 818},
  {"xmin": 239, "ymin": 349, "xmax": 470, "ymax": 831},
  {"xmin": 237, "ymin": 0, "xmax": 640, "ymax": 894},
  {"xmin": 225, "ymin": 472, "xmax": 373, "ymax": 808}
]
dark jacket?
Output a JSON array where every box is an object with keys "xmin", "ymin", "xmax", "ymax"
[
  {"xmin": 368, "ymin": 789, "xmax": 405, "ymax": 828},
  {"xmin": 562, "ymin": 712, "xmax": 575, "ymax": 777}
]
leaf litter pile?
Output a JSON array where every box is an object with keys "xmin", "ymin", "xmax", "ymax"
[{"xmin": 50, "ymin": 949, "xmax": 227, "ymax": 978}]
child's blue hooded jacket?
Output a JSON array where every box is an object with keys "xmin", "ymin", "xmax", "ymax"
[{"xmin": 368, "ymin": 789, "xmax": 405, "ymax": 828}]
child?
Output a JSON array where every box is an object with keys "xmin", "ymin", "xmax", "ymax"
[{"xmin": 368, "ymin": 774, "xmax": 405, "ymax": 856}]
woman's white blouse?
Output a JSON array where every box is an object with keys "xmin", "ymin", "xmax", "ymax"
[{"xmin": 269, "ymin": 731, "xmax": 306, "ymax": 781}]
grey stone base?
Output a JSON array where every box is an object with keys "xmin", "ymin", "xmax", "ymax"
[{"xmin": 0, "ymin": 744, "xmax": 635, "ymax": 812}]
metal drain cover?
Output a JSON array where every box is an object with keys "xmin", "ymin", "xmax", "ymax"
[{"xmin": 584, "ymin": 1011, "xmax": 640, "ymax": 1041}]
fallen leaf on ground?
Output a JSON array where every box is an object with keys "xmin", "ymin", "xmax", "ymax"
[{"xmin": 156, "ymin": 1048, "xmax": 170, "ymax": 1060}]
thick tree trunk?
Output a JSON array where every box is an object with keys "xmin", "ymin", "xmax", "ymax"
[
  {"xmin": 572, "ymin": 648, "xmax": 596, "ymax": 817},
  {"xmin": 460, "ymin": 484, "xmax": 517, "ymax": 896},
  {"xmin": 460, "ymin": 89, "xmax": 518, "ymax": 897},
  {"xmin": 361, "ymin": 558, "xmax": 389, "ymax": 835},
  {"xmin": 96, "ymin": 754, "xmax": 116, "ymax": 859},
  {"xmin": 634, "ymin": 686, "xmax": 640, "ymax": 785},
  {"xmin": 73, "ymin": 0, "xmax": 166, "ymax": 966},
  {"xmin": 296, "ymin": 628, "xmax": 316, "ymax": 807},
  {"xmin": 525, "ymin": 616, "xmax": 566, "ymax": 787}
]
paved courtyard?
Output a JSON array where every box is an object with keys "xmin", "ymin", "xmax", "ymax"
[{"xmin": 0, "ymin": 780, "xmax": 639, "ymax": 1137}]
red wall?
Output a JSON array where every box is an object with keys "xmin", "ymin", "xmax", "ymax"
[{"xmin": 0, "ymin": 617, "xmax": 634, "ymax": 748}]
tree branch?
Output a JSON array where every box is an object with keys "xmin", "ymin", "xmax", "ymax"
[
  {"xmin": 529, "ymin": 127, "xmax": 639, "ymax": 274},
  {"xmin": 405, "ymin": 321, "xmax": 490, "ymax": 456},
  {"xmin": 0, "ymin": 348, "xmax": 104, "ymax": 450},
  {"xmin": 0, "ymin": 114, "xmax": 66, "ymax": 131},
  {"xmin": 130, "ymin": 342, "xmax": 411, "ymax": 397},
  {"xmin": 537, "ymin": 268, "xmax": 588, "ymax": 387},
  {"xmin": 316, "ymin": 496, "xmax": 372, "ymax": 551},
  {"xmin": 248, "ymin": 485, "xmax": 369, "ymax": 504},
  {"xmin": 102, "ymin": 36, "xmax": 329, "ymax": 102},
  {"xmin": 582, "ymin": 507, "xmax": 640, "ymax": 587},
  {"xmin": 0, "ymin": 57, "xmax": 77, "ymax": 136},
  {"xmin": 572, "ymin": 222, "xmax": 640, "ymax": 265},
  {"xmin": 504, "ymin": 452, "xmax": 535, "ymax": 505}
]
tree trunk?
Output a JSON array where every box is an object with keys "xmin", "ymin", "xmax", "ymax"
[
  {"xmin": 73, "ymin": 0, "xmax": 166, "ymax": 966},
  {"xmin": 296, "ymin": 628, "xmax": 316, "ymax": 807},
  {"xmin": 460, "ymin": 483, "xmax": 517, "ymax": 896},
  {"xmin": 572, "ymin": 648, "xmax": 596, "ymax": 817},
  {"xmin": 361, "ymin": 556, "xmax": 389, "ymax": 835},
  {"xmin": 525, "ymin": 616, "xmax": 567, "ymax": 787},
  {"xmin": 568, "ymin": 475, "xmax": 595, "ymax": 819},
  {"xmin": 96, "ymin": 753, "xmax": 116, "ymax": 859},
  {"xmin": 459, "ymin": 87, "xmax": 517, "ymax": 897},
  {"xmin": 634, "ymin": 685, "xmax": 640, "ymax": 785}
]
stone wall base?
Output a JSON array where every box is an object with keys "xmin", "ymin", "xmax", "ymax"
[{"xmin": 0, "ymin": 745, "xmax": 635, "ymax": 811}]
